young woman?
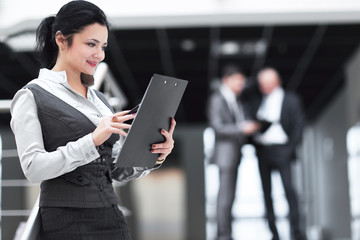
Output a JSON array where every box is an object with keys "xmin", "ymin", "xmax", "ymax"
[{"xmin": 10, "ymin": 1, "xmax": 176, "ymax": 239}]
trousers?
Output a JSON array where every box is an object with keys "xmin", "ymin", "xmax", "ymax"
[
  {"xmin": 256, "ymin": 145, "xmax": 302, "ymax": 239},
  {"xmin": 217, "ymin": 165, "xmax": 240, "ymax": 240}
]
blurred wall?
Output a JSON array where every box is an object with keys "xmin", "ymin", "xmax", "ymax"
[
  {"xmin": 176, "ymin": 125, "xmax": 206, "ymax": 240},
  {"xmin": 302, "ymin": 45, "xmax": 360, "ymax": 239},
  {"xmin": 345, "ymin": 46, "xmax": 360, "ymax": 126},
  {"xmin": 304, "ymin": 90, "xmax": 351, "ymax": 239}
]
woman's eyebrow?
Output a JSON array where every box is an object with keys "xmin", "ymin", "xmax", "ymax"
[
  {"xmin": 88, "ymin": 38, "xmax": 107, "ymax": 45},
  {"xmin": 88, "ymin": 38, "xmax": 100, "ymax": 43}
]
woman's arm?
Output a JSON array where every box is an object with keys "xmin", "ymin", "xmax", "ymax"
[{"xmin": 10, "ymin": 89, "xmax": 101, "ymax": 183}]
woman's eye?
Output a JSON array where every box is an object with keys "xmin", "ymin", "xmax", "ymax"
[
  {"xmin": 102, "ymin": 46, "xmax": 108, "ymax": 51},
  {"xmin": 88, "ymin": 43, "xmax": 95, "ymax": 47}
]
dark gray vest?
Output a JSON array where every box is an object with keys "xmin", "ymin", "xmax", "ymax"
[{"xmin": 26, "ymin": 84, "xmax": 120, "ymax": 208}]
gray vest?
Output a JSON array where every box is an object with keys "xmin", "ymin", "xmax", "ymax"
[{"xmin": 26, "ymin": 84, "xmax": 120, "ymax": 208}]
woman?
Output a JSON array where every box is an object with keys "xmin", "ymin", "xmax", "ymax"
[{"xmin": 10, "ymin": 1, "xmax": 175, "ymax": 239}]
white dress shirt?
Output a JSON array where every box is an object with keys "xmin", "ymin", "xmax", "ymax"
[
  {"xmin": 10, "ymin": 68, "xmax": 149, "ymax": 183},
  {"xmin": 256, "ymin": 87, "xmax": 289, "ymax": 145},
  {"xmin": 220, "ymin": 84, "xmax": 244, "ymax": 124}
]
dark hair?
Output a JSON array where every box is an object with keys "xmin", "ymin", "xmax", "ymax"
[
  {"xmin": 36, "ymin": 0, "xmax": 110, "ymax": 69},
  {"xmin": 221, "ymin": 64, "xmax": 245, "ymax": 79}
]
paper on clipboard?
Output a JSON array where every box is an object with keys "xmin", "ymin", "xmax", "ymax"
[{"xmin": 115, "ymin": 74, "xmax": 188, "ymax": 167}]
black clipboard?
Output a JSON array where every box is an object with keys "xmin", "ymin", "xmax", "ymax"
[
  {"xmin": 115, "ymin": 74, "xmax": 188, "ymax": 167},
  {"xmin": 258, "ymin": 119, "xmax": 272, "ymax": 133}
]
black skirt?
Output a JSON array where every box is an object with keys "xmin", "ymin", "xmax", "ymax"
[{"xmin": 39, "ymin": 205, "xmax": 131, "ymax": 240}]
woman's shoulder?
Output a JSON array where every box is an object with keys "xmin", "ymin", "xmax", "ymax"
[
  {"xmin": 12, "ymin": 73, "xmax": 47, "ymax": 105},
  {"xmin": 16, "ymin": 79, "xmax": 43, "ymax": 97},
  {"xmin": 26, "ymin": 78, "xmax": 41, "ymax": 87},
  {"xmin": 10, "ymin": 86, "xmax": 36, "ymax": 117},
  {"xmin": 23, "ymin": 69, "xmax": 60, "ymax": 93}
]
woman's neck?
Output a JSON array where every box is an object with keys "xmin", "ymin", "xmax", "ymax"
[{"xmin": 52, "ymin": 64, "xmax": 88, "ymax": 98}]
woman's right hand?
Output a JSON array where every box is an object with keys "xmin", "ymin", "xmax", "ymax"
[{"xmin": 92, "ymin": 111, "xmax": 135, "ymax": 146}]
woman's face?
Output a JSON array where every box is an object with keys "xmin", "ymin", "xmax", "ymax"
[{"xmin": 61, "ymin": 23, "xmax": 108, "ymax": 76}]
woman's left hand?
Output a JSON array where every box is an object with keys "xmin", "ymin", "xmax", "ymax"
[{"xmin": 151, "ymin": 118, "xmax": 176, "ymax": 164}]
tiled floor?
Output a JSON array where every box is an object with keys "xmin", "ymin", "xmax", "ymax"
[
  {"xmin": 205, "ymin": 144, "xmax": 292, "ymax": 240},
  {"xmin": 206, "ymin": 218, "xmax": 290, "ymax": 240}
]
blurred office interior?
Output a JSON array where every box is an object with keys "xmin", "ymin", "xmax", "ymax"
[{"xmin": 1, "ymin": 0, "xmax": 360, "ymax": 239}]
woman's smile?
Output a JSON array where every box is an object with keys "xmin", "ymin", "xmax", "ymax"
[{"xmin": 86, "ymin": 60, "xmax": 98, "ymax": 68}]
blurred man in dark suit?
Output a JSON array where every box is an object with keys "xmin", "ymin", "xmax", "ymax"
[
  {"xmin": 207, "ymin": 66, "xmax": 259, "ymax": 240},
  {"xmin": 251, "ymin": 67, "xmax": 305, "ymax": 240}
]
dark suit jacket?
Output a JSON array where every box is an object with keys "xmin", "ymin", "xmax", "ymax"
[
  {"xmin": 207, "ymin": 90, "xmax": 249, "ymax": 169},
  {"xmin": 249, "ymin": 91, "xmax": 305, "ymax": 161}
]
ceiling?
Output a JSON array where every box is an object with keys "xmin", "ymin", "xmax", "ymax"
[{"xmin": 1, "ymin": 23, "xmax": 360, "ymax": 125}]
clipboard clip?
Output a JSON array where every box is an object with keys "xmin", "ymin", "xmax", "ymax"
[{"xmin": 164, "ymin": 80, "xmax": 178, "ymax": 87}]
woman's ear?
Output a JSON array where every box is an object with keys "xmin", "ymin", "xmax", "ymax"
[{"xmin": 55, "ymin": 31, "xmax": 67, "ymax": 51}]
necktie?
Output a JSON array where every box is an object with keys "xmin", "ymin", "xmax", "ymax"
[{"xmin": 229, "ymin": 100, "xmax": 244, "ymax": 123}]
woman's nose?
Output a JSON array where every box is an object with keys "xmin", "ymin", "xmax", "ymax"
[{"xmin": 94, "ymin": 48, "xmax": 105, "ymax": 61}]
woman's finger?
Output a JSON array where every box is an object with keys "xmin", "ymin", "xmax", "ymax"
[
  {"xmin": 110, "ymin": 122, "xmax": 132, "ymax": 129},
  {"xmin": 168, "ymin": 118, "xmax": 176, "ymax": 135},
  {"xmin": 113, "ymin": 110, "xmax": 131, "ymax": 117},
  {"xmin": 151, "ymin": 147, "xmax": 171, "ymax": 155},
  {"xmin": 160, "ymin": 129, "xmax": 171, "ymax": 140},
  {"xmin": 152, "ymin": 142, "xmax": 172, "ymax": 150},
  {"xmin": 112, "ymin": 113, "xmax": 135, "ymax": 123},
  {"xmin": 157, "ymin": 154, "xmax": 167, "ymax": 161},
  {"xmin": 111, "ymin": 127, "xmax": 128, "ymax": 137}
]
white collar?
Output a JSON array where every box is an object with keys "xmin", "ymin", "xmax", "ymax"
[
  {"xmin": 37, "ymin": 68, "xmax": 91, "ymax": 98},
  {"xmin": 38, "ymin": 68, "xmax": 68, "ymax": 84},
  {"xmin": 266, "ymin": 86, "xmax": 284, "ymax": 100},
  {"xmin": 220, "ymin": 84, "xmax": 237, "ymax": 103},
  {"xmin": 257, "ymin": 86, "xmax": 285, "ymax": 122}
]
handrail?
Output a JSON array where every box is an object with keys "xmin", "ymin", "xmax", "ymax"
[
  {"xmin": 1, "ymin": 179, "xmax": 39, "ymax": 187},
  {"xmin": 1, "ymin": 134, "xmax": 2, "ymax": 239},
  {"xmin": 0, "ymin": 100, "xmax": 12, "ymax": 113},
  {"xmin": 92, "ymin": 62, "xmax": 128, "ymax": 111},
  {"xmin": 20, "ymin": 196, "xmax": 40, "ymax": 240}
]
